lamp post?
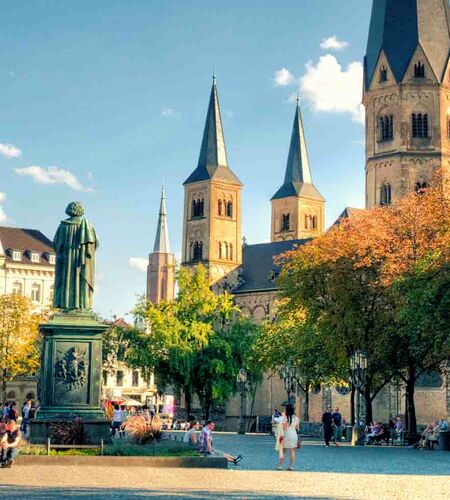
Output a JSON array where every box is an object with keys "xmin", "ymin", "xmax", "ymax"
[
  {"xmin": 281, "ymin": 362, "xmax": 295, "ymax": 405},
  {"xmin": 441, "ymin": 360, "xmax": 450, "ymax": 420},
  {"xmin": 350, "ymin": 350, "xmax": 368, "ymax": 446},
  {"xmin": 237, "ymin": 368, "xmax": 247, "ymax": 434}
]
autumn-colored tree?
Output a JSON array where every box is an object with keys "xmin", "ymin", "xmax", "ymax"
[
  {"xmin": 0, "ymin": 294, "xmax": 42, "ymax": 403},
  {"xmin": 277, "ymin": 176, "xmax": 450, "ymax": 433}
]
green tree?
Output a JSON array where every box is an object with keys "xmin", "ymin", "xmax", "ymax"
[{"xmin": 0, "ymin": 294, "xmax": 42, "ymax": 403}]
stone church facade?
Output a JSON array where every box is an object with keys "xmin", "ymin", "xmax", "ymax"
[{"xmin": 147, "ymin": 0, "xmax": 450, "ymax": 428}]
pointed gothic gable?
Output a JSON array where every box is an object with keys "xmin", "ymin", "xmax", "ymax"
[
  {"xmin": 271, "ymin": 99, "xmax": 324, "ymax": 201},
  {"xmin": 184, "ymin": 79, "xmax": 241, "ymax": 186},
  {"xmin": 402, "ymin": 45, "xmax": 439, "ymax": 83},
  {"xmin": 368, "ymin": 49, "xmax": 396, "ymax": 91},
  {"xmin": 365, "ymin": 0, "xmax": 450, "ymax": 90}
]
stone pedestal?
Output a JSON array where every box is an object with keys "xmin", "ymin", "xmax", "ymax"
[{"xmin": 30, "ymin": 311, "xmax": 110, "ymax": 444}]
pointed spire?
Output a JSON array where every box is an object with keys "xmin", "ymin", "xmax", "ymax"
[
  {"xmin": 271, "ymin": 98, "xmax": 323, "ymax": 201},
  {"xmin": 183, "ymin": 77, "xmax": 241, "ymax": 186},
  {"xmin": 153, "ymin": 186, "xmax": 170, "ymax": 254}
]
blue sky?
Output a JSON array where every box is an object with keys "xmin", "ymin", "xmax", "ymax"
[{"xmin": 0, "ymin": 0, "xmax": 373, "ymax": 319}]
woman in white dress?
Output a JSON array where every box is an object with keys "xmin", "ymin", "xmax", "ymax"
[{"xmin": 275, "ymin": 404, "xmax": 300, "ymax": 470}]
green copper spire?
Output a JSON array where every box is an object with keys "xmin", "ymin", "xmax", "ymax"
[
  {"xmin": 184, "ymin": 77, "xmax": 241, "ymax": 186},
  {"xmin": 271, "ymin": 98, "xmax": 323, "ymax": 201},
  {"xmin": 153, "ymin": 186, "xmax": 170, "ymax": 254}
]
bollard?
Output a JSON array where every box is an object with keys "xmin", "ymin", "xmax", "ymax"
[
  {"xmin": 100, "ymin": 439, "xmax": 104, "ymax": 456},
  {"xmin": 47, "ymin": 438, "xmax": 51, "ymax": 456}
]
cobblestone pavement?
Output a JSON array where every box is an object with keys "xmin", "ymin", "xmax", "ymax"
[{"xmin": 0, "ymin": 434, "xmax": 449, "ymax": 500}]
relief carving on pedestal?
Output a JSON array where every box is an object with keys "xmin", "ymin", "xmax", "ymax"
[{"xmin": 55, "ymin": 346, "xmax": 88, "ymax": 391}]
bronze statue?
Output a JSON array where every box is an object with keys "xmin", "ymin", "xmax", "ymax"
[{"xmin": 53, "ymin": 202, "xmax": 98, "ymax": 310}]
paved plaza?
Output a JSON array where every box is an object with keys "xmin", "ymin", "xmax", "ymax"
[{"xmin": 0, "ymin": 434, "xmax": 449, "ymax": 499}]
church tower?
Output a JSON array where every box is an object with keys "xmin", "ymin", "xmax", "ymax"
[
  {"xmin": 270, "ymin": 98, "xmax": 325, "ymax": 242},
  {"xmin": 181, "ymin": 77, "xmax": 242, "ymax": 284},
  {"xmin": 147, "ymin": 187, "xmax": 175, "ymax": 304},
  {"xmin": 364, "ymin": 0, "xmax": 450, "ymax": 208}
]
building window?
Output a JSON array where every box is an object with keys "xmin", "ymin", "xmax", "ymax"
[
  {"xmin": 304, "ymin": 214, "xmax": 309, "ymax": 229},
  {"xmin": 379, "ymin": 65, "xmax": 387, "ymax": 82},
  {"xmin": 229, "ymin": 243, "xmax": 233, "ymax": 260},
  {"xmin": 380, "ymin": 183, "xmax": 392, "ymax": 206},
  {"xmin": 281, "ymin": 213, "xmax": 290, "ymax": 231},
  {"xmin": 12, "ymin": 250, "xmax": 21, "ymax": 261},
  {"xmin": 226, "ymin": 201, "xmax": 233, "ymax": 218},
  {"xmin": 447, "ymin": 118, "xmax": 450, "ymax": 140},
  {"xmin": 31, "ymin": 284, "xmax": 41, "ymax": 302},
  {"xmin": 218, "ymin": 200, "xmax": 223, "ymax": 216},
  {"xmin": 412, "ymin": 113, "xmax": 429, "ymax": 138},
  {"xmin": 116, "ymin": 371, "xmax": 124, "ymax": 387},
  {"xmin": 49, "ymin": 255, "xmax": 56, "ymax": 265},
  {"xmin": 12, "ymin": 281, "xmax": 23, "ymax": 295},
  {"xmin": 415, "ymin": 181, "xmax": 428, "ymax": 194},
  {"xmin": 414, "ymin": 61, "xmax": 425, "ymax": 78},
  {"xmin": 132, "ymin": 370, "xmax": 139, "ymax": 387},
  {"xmin": 312, "ymin": 215, "xmax": 317, "ymax": 230},
  {"xmin": 218, "ymin": 242, "xmax": 223, "ymax": 259},
  {"xmin": 191, "ymin": 198, "xmax": 204, "ymax": 218},
  {"xmin": 31, "ymin": 252, "xmax": 40, "ymax": 263},
  {"xmin": 6, "ymin": 391, "xmax": 16, "ymax": 400},
  {"xmin": 192, "ymin": 241, "xmax": 203, "ymax": 261},
  {"xmin": 102, "ymin": 371, "xmax": 108, "ymax": 385},
  {"xmin": 378, "ymin": 115, "xmax": 393, "ymax": 142}
]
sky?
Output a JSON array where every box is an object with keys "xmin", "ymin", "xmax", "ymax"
[{"xmin": 0, "ymin": 0, "xmax": 373, "ymax": 319}]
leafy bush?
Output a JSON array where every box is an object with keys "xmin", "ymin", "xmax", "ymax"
[
  {"xmin": 49, "ymin": 416, "xmax": 87, "ymax": 445},
  {"xmin": 123, "ymin": 415, "xmax": 163, "ymax": 444}
]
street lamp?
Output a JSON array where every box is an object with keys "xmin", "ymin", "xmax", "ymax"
[
  {"xmin": 237, "ymin": 368, "xmax": 247, "ymax": 434},
  {"xmin": 281, "ymin": 362, "xmax": 296, "ymax": 405},
  {"xmin": 440, "ymin": 360, "xmax": 450, "ymax": 420},
  {"xmin": 350, "ymin": 350, "xmax": 368, "ymax": 446}
]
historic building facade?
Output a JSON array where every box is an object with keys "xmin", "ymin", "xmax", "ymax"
[
  {"xmin": 0, "ymin": 227, "xmax": 55, "ymax": 405},
  {"xmin": 364, "ymin": 0, "xmax": 450, "ymax": 208}
]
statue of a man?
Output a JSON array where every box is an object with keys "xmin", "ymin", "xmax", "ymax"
[{"xmin": 53, "ymin": 202, "xmax": 98, "ymax": 310}]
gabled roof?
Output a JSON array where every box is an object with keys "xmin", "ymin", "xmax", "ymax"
[
  {"xmin": 271, "ymin": 99, "xmax": 324, "ymax": 201},
  {"xmin": 235, "ymin": 239, "xmax": 310, "ymax": 293},
  {"xmin": 184, "ymin": 78, "xmax": 241, "ymax": 186},
  {"xmin": 332, "ymin": 207, "xmax": 365, "ymax": 226},
  {"xmin": 0, "ymin": 227, "xmax": 54, "ymax": 266},
  {"xmin": 364, "ymin": 0, "xmax": 450, "ymax": 89},
  {"xmin": 153, "ymin": 187, "xmax": 171, "ymax": 254}
]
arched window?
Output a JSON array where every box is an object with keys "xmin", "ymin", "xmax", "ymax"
[
  {"xmin": 415, "ymin": 181, "xmax": 428, "ymax": 194},
  {"xmin": 412, "ymin": 113, "xmax": 429, "ymax": 138},
  {"xmin": 225, "ymin": 242, "xmax": 229, "ymax": 260},
  {"xmin": 193, "ymin": 241, "xmax": 203, "ymax": 261},
  {"xmin": 281, "ymin": 213, "xmax": 290, "ymax": 231},
  {"xmin": 6, "ymin": 391, "xmax": 16, "ymax": 400},
  {"xmin": 218, "ymin": 200, "xmax": 223, "ymax": 216},
  {"xmin": 414, "ymin": 61, "xmax": 425, "ymax": 78},
  {"xmin": 218, "ymin": 242, "xmax": 223, "ymax": 259},
  {"xmin": 191, "ymin": 200, "xmax": 196, "ymax": 218},
  {"xmin": 304, "ymin": 214, "xmax": 309, "ymax": 229},
  {"xmin": 380, "ymin": 183, "xmax": 392, "ymax": 206},
  {"xmin": 226, "ymin": 201, "xmax": 233, "ymax": 218},
  {"xmin": 378, "ymin": 115, "xmax": 393, "ymax": 142},
  {"xmin": 312, "ymin": 215, "xmax": 317, "ymax": 229},
  {"xmin": 191, "ymin": 198, "xmax": 205, "ymax": 218},
  {"xmin": 379, "ymin": 65, "xmax": 387, "ymax": 82},
  {"xmin": 229, "ymin": 243, "xmax": 233, "ymax": 261}
]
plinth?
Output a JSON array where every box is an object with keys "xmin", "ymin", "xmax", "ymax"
[{"xmin": 30, "ymin": 311, "xmax": 111, "ymax": 444}]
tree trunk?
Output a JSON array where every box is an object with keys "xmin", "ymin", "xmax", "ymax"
[
  {"xmin": 364, "ymin": 385, "xmax": 373, "ymax": 425},
  {"xmin": 350, "ymin": 385, "xmax": 355, "ymax": 426},
  {"xmin": 405, "ymin": 369, "xmax": 417, "ymax": 438},
  {"xmin": 184, "ymin": 387, "xmax": 192, "ymax": 418}
]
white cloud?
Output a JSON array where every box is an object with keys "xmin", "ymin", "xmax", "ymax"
[
  {"xmin": 128, "ymin": 257, "xmax": 148, "ymax": 272},
  {"xmin": 300, "ymin": 54, "xmax": 364, "ymax": 124},
  {"xmin": 14, "ymin": 165, "xmax": 91, "ymax": 191},
  {"xmin": 273, "ymin": 68, "xmax": 295, "ymax": 87},
  {"xmin": 320, "ymin": 36, "xmax": 349, "ymax": 51},
  {"xmin": 0, "ymin": 143, "xmax": 22, "ymax": 159},
  {"xmin": 161, "ymin": 108, "xmax": 174, "ymax": 117},
  {"xmin": 0, "ymin": 193, "xmax": 7, "ymax": 223}
]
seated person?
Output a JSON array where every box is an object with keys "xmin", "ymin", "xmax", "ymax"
[
  {"xmin": 365, "ymin": 422, "xmax": 381, "ymax": 444},
  {"xmin": 0, "ymin": 419, "xmax": 21, "ymax": 468},
  {"xmin": 183, "ymin": 421, "xmax": 199, "ymax": 445},
  {"xmin": 425, "ymin": 422, "xmax": 440, "ymax": 449},
  {"xmin": 199, "ymin": 421, "xmax": 243, "ymax": 465}
]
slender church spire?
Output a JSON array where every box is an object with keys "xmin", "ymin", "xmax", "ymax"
[
  {"xmin": 184, "ymin": 77, "xmax": 241, "ymax": 186},
  {"xmin": 153, "ymin": 186, "xmax": 170, "ymax": 254},
  {"xmin": 271, "ymin": 97, "xmax": 323, "ymax": 201}
]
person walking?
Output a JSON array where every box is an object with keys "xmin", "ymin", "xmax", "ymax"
[
  {"xmin": 275, "ymin": 404, "xmax": 300, "ymax": 471},
  {"xmin": 322, "ymin": 406, "xmax": 333, "ymax": 447},
  {"xmin": 20, "ymin": 400, "xmax": 32, "ymax": 435},
  {"xmin": 331, "ymin": 407, "xmax": 342, "ymax": 446}
]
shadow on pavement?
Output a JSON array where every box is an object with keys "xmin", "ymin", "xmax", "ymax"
[{"xmin": 0, "ymin": 486, "xmax": 335, "ymax": 500}]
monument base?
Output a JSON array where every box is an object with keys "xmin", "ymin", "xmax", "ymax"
[{"xmin": 30, "ymin": 418, "xmax": 112, "ymax": 445}]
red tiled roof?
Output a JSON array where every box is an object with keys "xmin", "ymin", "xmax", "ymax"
[{"xmin": 0, "ymin": 226, "xmax": 55, "ymax": 266}]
